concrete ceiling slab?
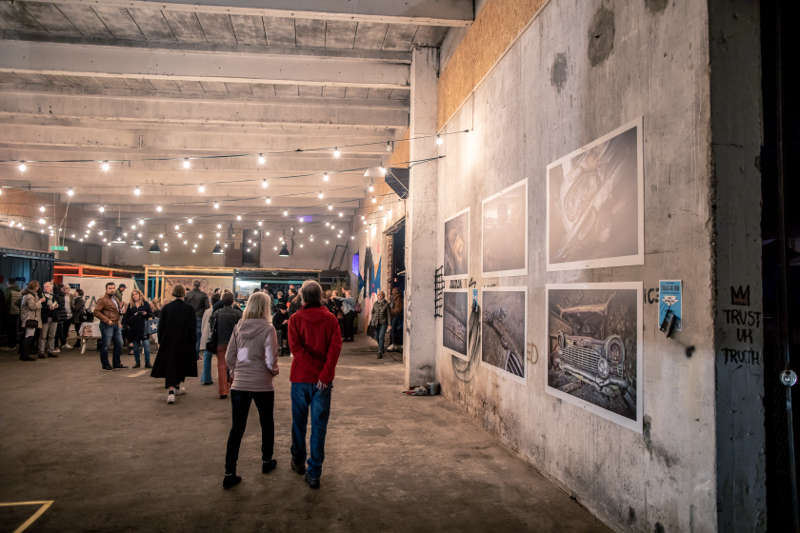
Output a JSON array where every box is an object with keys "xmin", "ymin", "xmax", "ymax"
[
  {"xmin": 127, "ymin": 8, "xmax": 175, "ymax": 41},
  {"xmin": 91, "ymin": 7, "xmax": 144, "ymax": 41},
  {"xmin": 230, "ymin": 13, "xmax": 266, "ymax": 46}
]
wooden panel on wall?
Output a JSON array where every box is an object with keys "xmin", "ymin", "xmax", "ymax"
[{"xmin": 437, "ymin": 0, "xmax": 550, "ymax": 129}]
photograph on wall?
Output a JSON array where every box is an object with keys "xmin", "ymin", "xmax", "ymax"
[
  {"xmin": 443, "ymin": 208, "xmax": 469, "ymax": 279},
  {"xmin": 481, "ymin": 287, "xmax": 527, "ymax": 379},
  {"xmin": 546, "ymin": 282, "xmax": 643, "ymax": 432},
  {"xmin": 546, "ymin": 118, "xmax": 644, "ymax": 271},
  {"xmin": 482, "ymin": 179, "xmax": 528, "ymax": 277},
  {"xmin": 443, "ymin": 290, "xmax": 469, "ymax": 359}
]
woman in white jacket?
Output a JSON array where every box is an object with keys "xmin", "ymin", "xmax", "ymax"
[{"xmin": 222, "ymin": 291, "xmax": 279, "ymax": 489}]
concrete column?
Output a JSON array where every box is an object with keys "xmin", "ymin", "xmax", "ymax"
[{"xmin": 403, "ymin": 47, "xmax": 439, "ymax": 388}]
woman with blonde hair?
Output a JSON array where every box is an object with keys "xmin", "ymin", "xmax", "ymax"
[
  {"xmin": 222, "ymin": 291, "xmax": 279, "ymax": 489},
  {"xmin": 124, "ymin": 289, "xmax": 153, "ymax": 368}
]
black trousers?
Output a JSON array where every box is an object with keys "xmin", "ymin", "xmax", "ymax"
[
  {"xmin": 225, "ymin": 389, "xmax": 275, "ymax": 474},
  {"xmin": 342, "ymin": 311, "xmax": 355, "ymax": 340}
]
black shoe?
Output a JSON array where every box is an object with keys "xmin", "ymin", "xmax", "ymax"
[
  {"xmin": 219, "ymin": 394, "xmax": 227, "ymax": 399},
  {"xmin": 202, "ymin": 381, "xmax": 214, "ymax": 386},
  {"xmin": 377, "ymin": 353, "xmax": 383, "ymax": 359},
  {"xmin": 222, "ymin": 474, "xmax": 241, "ymax": 489},
  {"xmin": 145, "ymin": 363, "xmax": 152, "ymax": 369},
  {"xmin": 19, "ymin": 355, "xmax": 35, "ymax": 361},
  {"xmin": 304, "ymin": 472, "xmax": 320, "ymax": 489},
  {"xmin": 262, "ymin": 460, "xmax": 277, "ymax": 474},
  {"xmin": 47, "ymin": 353, "xmax": 59, "ymax": 358},
  {"xmin": 113, "ymin": 364, "xmax": 128, "ymax": 369},
  {"xmin": 291, "ymin": 459, "xmax": 306, "ymax": 476},
  {"xmin": 38, "ymin": 353, "xmax": 46, "ymax": 359},
  {"xmin": 102, "ymin": 365, "xmax": 113, "ymax": 370},
  {"xmin": 133, "ymin": 362, "xmax": 141, "ymax": 368}
]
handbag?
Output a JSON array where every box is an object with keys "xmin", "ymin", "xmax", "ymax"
[
  {"xmin": 145, "ymin": 317, "xmax": 159, "ymax": 336},
  {"xmin": 206, "ymin": 316, "xmax": 218, "ymax": 352},
  {"xmin": 25, "ymin": 319, "xmax": 38, "ymax": 329}
]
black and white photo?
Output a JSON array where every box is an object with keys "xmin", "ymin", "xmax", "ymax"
[
  {"xmin": 443, "ymin": 209, "xmax": 469, "ymax": 278},
  {"xmin": 481, "ymin": 287, "xmax": 527, "ymax": 379},
  {"xmin": 443, "ymin": 290, "xmax": 468, "ymax": 358},
  {"xmin": 482, "ymin": 179, "xmax": 528, "ymax": 277},
  {"xmin": 546, "ymin": 282, "xmax": 643, "ymax": 432},
  {"xmin": 546, "ymin": 119, "xmax": 644, "ymax": 271}
]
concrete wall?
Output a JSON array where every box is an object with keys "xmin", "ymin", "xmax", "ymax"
[
  {"xmin": 0, "ymin": 226, "xmax": 48, "ymax": 252},
  {"xmin": 432, "ymin": 1, "xmax": 733, "ymax": 531}
]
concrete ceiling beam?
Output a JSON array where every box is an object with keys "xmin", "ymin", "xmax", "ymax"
[
  {"xmin": 0, "ymin": 91, "xmax": 409, "ymax": 128},
  {"xmin": 0, "ymin": 40, "xmax": 411, "ymax": 89},
  {"xmin": 19, "ymin": 0, "xmax": 473, "ymax": 27}
]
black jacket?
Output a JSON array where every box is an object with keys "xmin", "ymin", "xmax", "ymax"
[
  {"xmin": 124, "ymin": 300, "xmax": 152, "ymax": 341},
  {"xmin": 72, "ymin": 297, "xmax": 86, "ymax": 325},
  {"xmin": 151, "ymin": 299, "xmax": 197, "ymax": 381},
  {"xmin": 184, "ymin": 288, "xmax": 209, "ymax": 318},
  {"xmin": 41, "ymin": 292, "xmax": 58, "ymax": 322},
  {"xmin": 210, "ymin": 304, "xmax": 242, "ymax": 347},
  {"xmin": 272, "ymin": 309, "xmax": 289, "ymax": 332}
]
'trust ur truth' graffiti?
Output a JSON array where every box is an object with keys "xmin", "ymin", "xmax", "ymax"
[{"xmin": 720, "ymin": 285, "xmax": 761, "ymax": 367}]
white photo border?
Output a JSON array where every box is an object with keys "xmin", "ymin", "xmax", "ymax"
[
  {"xmin": 442, "ymin": 207, "xmax": 470, "ymax": 280},
  {"xmin": 480, "ymin": 285, "xmax": 528, "ymax": 384},
  {"xmin": 545, "ymin": 117, "xmax": 645, "ymax": 271},
  {"xmin": 544, "ymin": 281, "xmax": 643, "ymax": 433}
]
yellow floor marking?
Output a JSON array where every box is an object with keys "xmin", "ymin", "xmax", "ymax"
[
  {"xmin": 0, "ymin": 501, "xmax": 54, "ymax": 533},
  {"xmin": 128, "ymin": 370, "xmax": 147, "ymax": 378}
]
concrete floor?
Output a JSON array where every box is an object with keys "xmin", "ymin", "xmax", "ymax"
[{"xmin": 0, "ymin": 336, "xmax": 609, "ymax": 532}]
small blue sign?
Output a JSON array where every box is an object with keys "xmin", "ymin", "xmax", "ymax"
[{"xmin": 659, "ymin": 280, "xmax": 683, "ymax": 331}]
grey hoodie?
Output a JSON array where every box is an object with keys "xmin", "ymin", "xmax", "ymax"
[{"xmin": 225, "ymin": 318, "xmax": 279, "ymax": 392}]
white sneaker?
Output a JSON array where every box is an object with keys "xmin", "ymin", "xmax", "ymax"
[
  {"xmin": 167, "ymin": 392, "xmax": 176, "ymax": 404},
  {"xmin": 51, "ymin": 348, "xmax": 61, "ymax": 354},
  {"xmin": 387, "ymin": 344, "xmax": 396, "ymax": 351},
  {"xmin": 63, "ymin": 344, "xmax": 74, "ymax": 350},
  {"xmin": 178, "ymin": 383, "xmax": 187, "ymax": 395}
]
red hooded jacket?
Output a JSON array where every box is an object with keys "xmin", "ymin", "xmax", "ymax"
[{"xmin": 288, "ymin": 305, "xmax": 343, "ymax": 384}]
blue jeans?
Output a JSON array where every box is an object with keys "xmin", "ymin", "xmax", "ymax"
[
  {"xmin": 291, "ymin": 382, "xmax": 332, "ymax": 479},
  {"xmin": 201, "ymin": 349, "xmax": 214, "ymax": 384},
  {"xmin": 195, "ymin": 316, "xmax": 202, "ymax": 356},
  {"xmin": 133, "ymin": 339, "xmax": 151, "ymax": 367},
  {"xmin": 374, "ymin": 323, "xmax": 388, "ymax": 354},
  {"xmin": 99, "ymin": 322, "xmax": 123, "ymax": 368}
]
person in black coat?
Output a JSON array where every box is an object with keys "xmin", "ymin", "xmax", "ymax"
[
  {"xmin": 151, "ymin": 285, "xmax": 197, "ymax": 404},
  {"xmin": 124, "ymin": 289, "xmax": 153, "ymax": 369}
]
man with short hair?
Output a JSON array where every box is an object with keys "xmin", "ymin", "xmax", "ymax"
[
  {"xmin": 288, "ymin": 279, "xmax": 343, "ymax": 489},
  {"xmin": 94, "ymin": 281, "xmax": 126, "ymax": 370},
  {"xmin": 184, "ymin": 279, "xmax": 209, "ymax": 356},
  {"xmin": 209, "ymin": 291, "xmax": 242, "ymax": 399},
  {"xmin": 39, "ymin": 281, "xmax": 60, "ymax": 358}
]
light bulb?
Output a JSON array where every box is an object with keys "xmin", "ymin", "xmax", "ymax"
[
  {"xmin": 378, "ymin": 205, "xmax": 384, "ymax": 211},
  {"xmin": 198, "ymin": 234, "xmax": 203, "ymax": 239},
  {"xmin": 300, "ymin": 244, "xmax": 304, "ymax": 248},
  {"xmin": 213, "ymin": 201, "xmax": 220, "ymax": 209},
  {"xmin": 131, "ymin": 224, "xmax": 137, "ymax": 230},
  {"xmin": 266, "ymin": 231, "xmax": 270, "ymax": 236},
  {"xmin": 156, "ymin": 205, "xmax": 163, "ymax": 213},
  {"xmin": 371, "ymin": 197, "xmax": 377, "ymax": 204},
  {"xmin": 216, "ymin": 232, "xmax": 221, "ymax": 237},
  {"xmin": 283, "ymin": 210, "xmax": 288, "ymax": 217},
  {"xmin": 138, "ymin": 219, "xmax": 145, "ymax": 226},
  {"xmin": 322, "ymin": 173, "xmax": 329, "ymax": 182},
  {"xmin": 158, "ymin": 233, "xmax": 164, "ymax": 239},
  {"xmin": 99, "ymin": 206, "xmax": 105, "ymax": 213},
  {"xmin": 197, "ymin": 185, "xmax": 205, "ymax": 193},
  {"xmin": 216, "ymin": 223, "xmax": 222, "ymax": 229},
  {"xmin": 257, "ymin": 221, "xmax": 263, "ymax": 227},
  {"xmin": 261, "ymin": 178, "xmax": 269, "ymax": 189},
  {"xmin": 317, "ymin": 191, "xmax": 324, "ymax": 199},
  {"xmin": 39, "ymin": 205, "xmax": 45, "ymax": 213},
  {"xmin": 18, "ymin": 162, "xmax": 26, "ymax": 172},
  {"xmin": 333, "ymin": 148, "xmax": 341, "ymax": 158},
  {"xmin": 327, "ymin": 204, "xmax": 333, "ymax": 211},
  {"xmin": 385, "ymin": 141, "xmax": 392, "ymax": 152},
  {"xmin": 101, "ymin": 161, "xmax": 110, "ymax": 172},
  {"xmin": 236, "ymin": 215, "xmax": 242, "ymax": 221},
  {"xmin": 133, "ymin": 186, "xmax": 141, "ymax": 196},
  {"xmin": 67, "ymin": 188, "xmax": 75, "ymax": 197},
  {"xmin": 182, "ymin": 158, "xmax": 191, "ymax": 169},
  {"xmin": 338, "ymin": 212, "xmax": 343, "ymax": 218},
  {"xmin": 265, "ymin": 197, "xmax": 271, "ymax": 205},
  {"xmin": 435, "ymin": 134, "xmax": 443, "ymax": 145},
  {"xmin": 379, "ymin": 166, "xmax": 387, "ymax": 176},
  {"xmin": 258, "ymin": 153, "xmax": 266, "ymax": 165},
  {"xmin": 38, "ymin": 218, "xmax": 45, "ymax": 225},
  {"xmin": 187, "ymin": 218, "xmax": 193, "ymax": 224},
  {"xmin": 368, "ymin": 184, "xmax": 375, "ymax": 193}
]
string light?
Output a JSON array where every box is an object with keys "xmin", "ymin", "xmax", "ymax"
[
  {"xmin": 283, "ymin": 210, "xmax": 289, "ymax": 217},
  {"xmin": 236, "ymin": 215, "xmax": 242, "ymax": 221},
  {"xmin": 379, "ymin": 166, "xmax": 387, "ymax": 176},
  {"xmin": 101, "ymin": 161, "xmax": 110, "ymax": 172},
  {"xmin": 197, "ymin": 185, "xmax": 206, "ymax": 193},
  {"xmin": 371, "ymin": 197, "xmax": 377, "ymax": 204},
  {"xmin": 158, "ymin": 233, "xmax": 164, "ymax": 239},
  {"xmin": 138, "ymin": 219, "xmax": 145, "ymax": 226},
  {"xmin": 213, "ymin": 201, "xmax": 220, "ymax": 209},
  {"xmin": 265, "ymin": 197, "xmax": 271, "ymax": 205},
  {"xmin": 261, "ymin": 178, "xmax": 269, "ymax": 189},
  {"xmin": 99, "ymin": 206, "xmax": 105, "ymax": 213},
  {"xmin": 217, "ymin": 224, "xmax": 222, "ymax": 229},
  {"xmin": 333, "ymin": 148, "xmax": 341, "ymax": 158},
  {"xmin": 187, "ymin": 218, "xmax": 193, "ymax": 224},
  {"xmin": 18, "ymin": 162, "xmax": 26, "ymax": 172},
  {"xmin": 385, "ymin": 141, "xmax": 392, "ymax": 152},
  {"xmin": 39, "ymin": 205, "xmax": 45, "ymax": 213},
  {"xmin": 133, "ymin": 186, "xmax": 141, "ymax": 196},
  {"xmin": 182, "ymin": 158, "xmax": 191, "ymax": 169},
  {"xmin": 368, "ymin": 184, "xmax": 375, "ymax": 193},
  {"xmin": 327, "ymin": 204, "xmax": 333, "ymax": 211},
  {"xmin": 435, "ymin": 134, "xmax": 443, "ymax": 145},
  {"xmin": 38, "ymin": 218, "xmax": 45, "ymax": 225},
  {"xmin": 257, "ymin": 221, "xmax": 263, "ymax": 227},
  {"xmin": 156, "ymin": 205, "xmax": 163, "ymax": 213},
  {"xmin": 317, "ymin": 191, "xmax": 324, "ymax": 200},
  {"xmin": 67, "ymin": 188, "xmax": 75, "ymax": 197},
  {"xmin": 257, "ymin": 153, "xmax": 266, "ymax": 165},
  {"xmin": 322, "ymin": 173, "xmax": 329, "ymax": 182}
]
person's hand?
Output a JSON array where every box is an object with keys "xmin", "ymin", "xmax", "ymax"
[
  {"xmin": 271, "ymin": 367, "xmax": 280, "ymax": 376},
  {"xmin": 316, "ymin": 380, "xmax": 329, "ymax": 391},
  {"xmin": 39, "ymin": 297, "xmax": 45, "ymax": 303}
]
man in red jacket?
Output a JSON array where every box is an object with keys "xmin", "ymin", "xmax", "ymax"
[{"xmin": 288, "ymin": 279, "xmax": 343, "ymax": 489}]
